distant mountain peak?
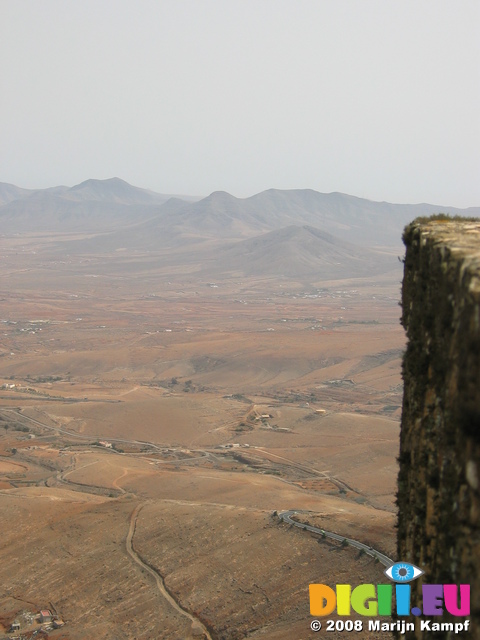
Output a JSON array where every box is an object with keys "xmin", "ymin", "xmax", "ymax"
[
  {"xmin": 69, "ymin": 177, "xmax": 129, "ymax": 191},
  {"xmin": 202, "ymin": 222, "xmax": 397, "ymax": 279},
  {"xmin": 64, "ymin": 177, "xmax": 168, "ymax": 205},
  {"xmin": 205, "ymin": 190, "xmax": 239, "ymax": 201}
]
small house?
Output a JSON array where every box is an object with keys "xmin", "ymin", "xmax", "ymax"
[{"xmin": 39, "ymin": 610, "xmax": 52, "ymax": 623}]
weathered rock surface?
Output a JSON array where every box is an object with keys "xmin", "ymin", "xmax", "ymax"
[{"xmin": 398, "ymin": 218, "xmax": 480, "ymax": 639}]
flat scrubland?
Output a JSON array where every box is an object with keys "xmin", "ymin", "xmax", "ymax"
[{"xmin": 0, "ymin": 233, "xmax": 403, "ymax": 639}]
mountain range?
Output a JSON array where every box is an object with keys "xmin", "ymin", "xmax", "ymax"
[
  {"xmin": 0, "ymin": 178, "xmax": 199, "ymax": 234},
  {"xmin": 1, "ymin": 177, "xmax": 478, "ymax": 280},
  {"xmin": 2, "ymin": 177, "xmax": 478, "ymax": 244}
]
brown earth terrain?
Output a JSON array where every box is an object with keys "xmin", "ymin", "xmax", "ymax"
[{"xmin": 0, "ymin": 224, "xmax": 404, "ymax": 639}]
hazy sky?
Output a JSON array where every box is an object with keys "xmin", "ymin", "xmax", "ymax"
[{"xmin": 1, "ymin": 1, "xmax": 479, "ymax": 206}]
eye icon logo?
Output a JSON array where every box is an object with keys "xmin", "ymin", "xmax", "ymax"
[{"xmin": 384, "ymin": 562, "xmax": 424, "ymax": 583}]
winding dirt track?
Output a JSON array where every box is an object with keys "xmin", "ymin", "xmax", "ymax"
[{"xmin": 126, "ymin": 503, "xmax": 213, "ymax": 640}]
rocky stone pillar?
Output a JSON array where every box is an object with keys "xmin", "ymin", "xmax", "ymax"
[{"xmin": 398, "ymin": 218, "xmax": 480, "ymax": 639}]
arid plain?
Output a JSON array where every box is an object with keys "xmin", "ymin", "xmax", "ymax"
[{"xmin": 0, "ymin": 181, "xmax": 421, "ymax": 639}]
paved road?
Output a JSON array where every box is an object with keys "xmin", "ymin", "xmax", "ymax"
[
  {"xmin": 278, "ymin": 510, "xmax": 394, "ymax": 567},
  {"xmin": 2, "ymin": 408, "xmax": 166, "ymax": 451}
]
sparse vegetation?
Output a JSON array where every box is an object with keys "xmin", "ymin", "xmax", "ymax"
[
  {"xmin": 233, "ymin": 422, "xmax": 253, "ymax": 433},
  {"xmin": 14, "ymin": 425, "xmax": 30, "ymax": 433},
  {"xmin": 230, "ymin": 393, "xmax": 252, "ymax": 403},
  {"xmin": 25, "ymin": 375, "xmax": 63, "ymax": 383},
  {"xmin": 412, "ymin": 213, "xmax": 480, "ymax": 224}
]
